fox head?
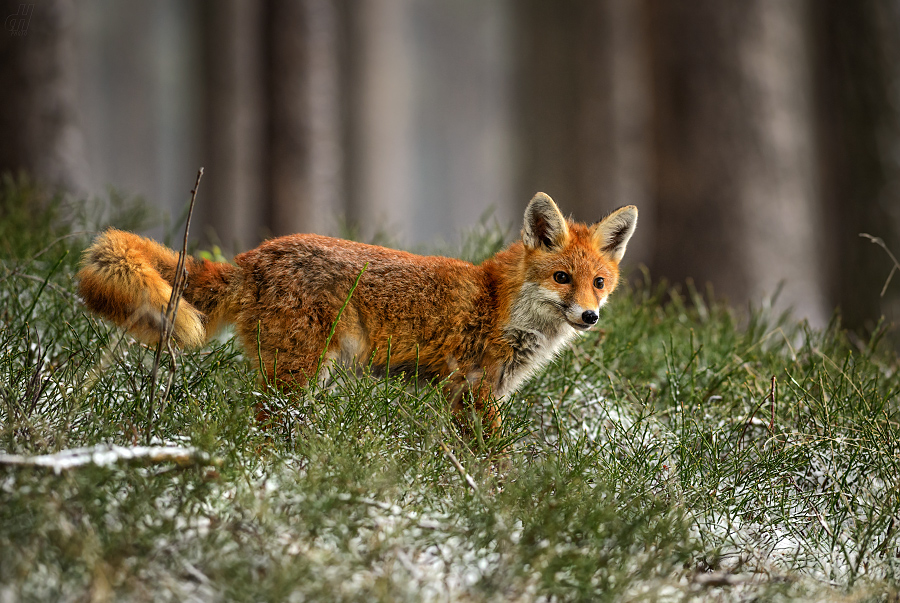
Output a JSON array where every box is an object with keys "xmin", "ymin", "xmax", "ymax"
[{"xmin": 520, "ymin": 192, "xmax": 638, "ymax": 332}]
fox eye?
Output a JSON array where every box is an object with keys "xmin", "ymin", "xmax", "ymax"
[
  {"xmin": 553, "ymin": 271, "xmax": 571, "ymax": 284},
  {"xmin": 594, "ymin": 276, "xmax": 605, "ymax": 289}
]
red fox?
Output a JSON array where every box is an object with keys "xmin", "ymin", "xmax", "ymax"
[{"xmin": 78, "ymin": 193, "xmax": 637, "ymax": 433}]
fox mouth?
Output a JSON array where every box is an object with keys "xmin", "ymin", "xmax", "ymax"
[{"xmin": 550, "ymin": 301, "xmax": 594, "ymax": 331}]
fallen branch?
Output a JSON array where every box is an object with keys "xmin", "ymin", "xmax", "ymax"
[
  {"xmin": 146, "ymin": 167, "xmax": 204, "ymax": 442},
  {"xmin": 0, "ymin": 444, "xmax": 219, "ymax": 474}
]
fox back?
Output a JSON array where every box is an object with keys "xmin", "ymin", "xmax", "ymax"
[{"xmin": 78, "ymin": 193, "xmax": 637, "ymax": 433}]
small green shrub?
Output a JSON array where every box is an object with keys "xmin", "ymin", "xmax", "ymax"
[{"xmin": 1, "ymin": 179, "xmax": 899, "ymax": 601}]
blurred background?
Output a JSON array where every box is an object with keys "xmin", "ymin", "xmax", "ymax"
[{"xmin": 1, "ymin": 0, "xmax": 899, "ymax": 332}]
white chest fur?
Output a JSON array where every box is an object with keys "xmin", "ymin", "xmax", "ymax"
[{"xmin": 497, "ymin": 282, "xmax": 579, "ymax": 398}]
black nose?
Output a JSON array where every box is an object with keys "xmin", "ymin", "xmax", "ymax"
[{"xmin": 582, "ymin": 310, "xmax": 598, "ymax": 325}]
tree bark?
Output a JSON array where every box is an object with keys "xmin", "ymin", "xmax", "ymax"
[
  {"xmin": 342, "ymin": 0, "xmax": 414, "ymax": 241},
  {"xmin": 265, "ymin": 0, "xmax": 312, "ymax": 236},
  {"xmin": 644, "ymin": 0, "xmax": 826, "ymax": 323},
  {"xmin": 512, "ymin": 0, "xmax": 615, "ymax": 221},
  {"xmin": 199, "ymin": 0, "xmax": 264, "ymax": 252},
  {"xmin": 0, "ymin": 0, "xmax": 89, "ymax": 193},
  {"xmin": 812, "ymin": 1, "xmax": 900, "ymax": 332},
  {"xmin": 511, "ymin": 0, "xmax": 651, "ymax": 263},
  {"xmin": 264, "ymin": 0, "xmax": 340, "ymax": 237}
]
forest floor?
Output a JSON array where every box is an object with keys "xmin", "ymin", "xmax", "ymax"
[{"xmin": 2, "ymin": 178, "xmax": 899, "ymax": 602}]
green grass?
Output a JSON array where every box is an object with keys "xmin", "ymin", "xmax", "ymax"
[{"xmin": 2, "ymin": 182, "xmax": 900, "ymax": 601}]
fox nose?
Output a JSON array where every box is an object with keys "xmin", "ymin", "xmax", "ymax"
[{"xmin": 582, "ymin": 310, "xmax": 598, "ymax": 325}]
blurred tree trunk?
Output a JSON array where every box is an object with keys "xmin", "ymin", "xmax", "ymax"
[
  {"xmin": 644, "ymin": 0, "xmax": 826, "ymax": 324},
  {"xmin": 264, "ymin": 0, "xmax": 340, "ymax": 237},
  {"xmin": 265, "ymin": 0, "xmax": 312, "ymax": 236},
  {"xmin": 334, "ymin": 0, "xmax": 363, "ymax": 233},
  {"xmin": 342, "ymin": 0, "xmax": 415, "ymax": 241},
  {"xmin": 199, "ymin": 0, "xmax": 264, "ymax": 252},
  {"xmin": 512, "ymin": 0, "xmax": 651, "ymax": 262},
  {"xmin": 0, "ymin": 0, "xmax": 89, "ymax": 193},
  {"xmin": 812, "ymin": 1, "xmax": 900, "ymax": 332},
  {"xmin": 512, "ymin": 1, "xmax": 614, "ymax": 219},
  {"xmin": 196, "ymin": 0, "xmax": 343, "ymax": 246}
]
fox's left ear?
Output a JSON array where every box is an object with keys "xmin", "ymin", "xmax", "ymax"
[{"xmin": 592, "ymin": 205, "xmax": 638, "ymax": 262}]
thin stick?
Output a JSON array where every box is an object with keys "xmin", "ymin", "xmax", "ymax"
[
  {"xmin": 5, "ymin": 271, "xmax": 79, "ymax": 301},
  {"xmin": 440, "ymin": 442, "xmax": 479, "ymax": 493},
  {"xmin": 768, "ymin": 375, "xmax": 776, "ymax": 435},
  {"xmin": 146, "ymin": 168, "xmax": 204, "ymax": 442},
  {"xmin": 860, "ymin": 233, "xmax": 900, "ymax": 297}
]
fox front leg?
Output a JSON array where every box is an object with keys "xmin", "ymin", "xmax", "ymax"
[{"xmin": 445, "ymin": 370, "xmax": 502, "ymax": 440}]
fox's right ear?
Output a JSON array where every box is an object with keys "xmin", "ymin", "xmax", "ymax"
[{"xmin": 522, "ymin": 192, "xmax": 569, "ymax": 251}]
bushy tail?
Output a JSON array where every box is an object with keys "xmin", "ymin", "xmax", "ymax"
[{"xmin": 78, "ymin": 229, "xmax": 237, "ymax": 348}]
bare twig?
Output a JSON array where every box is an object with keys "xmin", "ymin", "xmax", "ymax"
[
  {"xmin": 23, "ymin": 250, "xmax": 68, "ymax": 325},
  {"xmin": 738, "ymin": 394, "xmax": 768, "ymax": 449},
  {"xmin": 768, "ymin": 376, "xmax": 776, "ymax": 435},
  {"xmin": 161, "ymin": 338, "xmax": 179, "ymax": 403},
  {"xmin": 860, "ymin": 233, "xmax": 900, "ymax": 297},
  {"xmin": 146, "ymin": 168, "xmax": 204, "ymax": 442},
  {"xmin": 5, "ymin": 271, "xmax": 79, "ymax": 301},
  {"xmin": 440, "ymin": 442, "xmax": 479, "ymax": 493},
  {"xmin": 0, "ymin": 230, "xmax": 92, "ymax": 286}
]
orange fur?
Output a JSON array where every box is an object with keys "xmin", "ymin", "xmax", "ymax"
[{"xmin": 78, "ymin": 193, "xmax": 637, "ymax": 433}]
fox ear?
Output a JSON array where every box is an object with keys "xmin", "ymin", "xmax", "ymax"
[
  {"xmin": 592, "ymin": 205, "xmax": 638, "ymax": 262},
  {"xmin": 522, "ymin": 192, "xmax": 569, "ymax": 251}
]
